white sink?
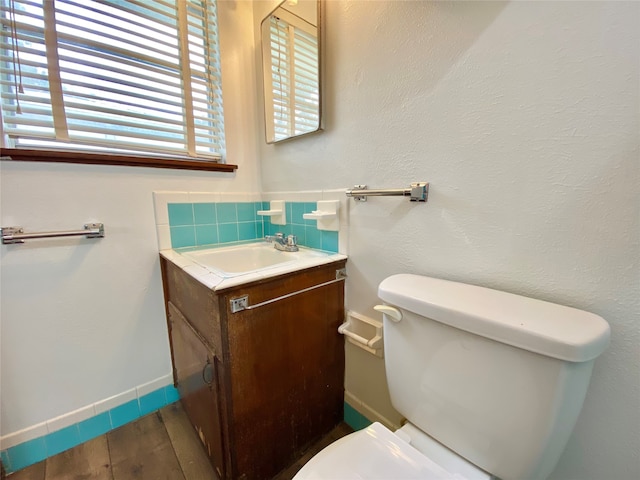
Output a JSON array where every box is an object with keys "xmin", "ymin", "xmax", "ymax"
[{"xmin": 181, "ymin": 242, "xmax": 329, "ymax": 277}]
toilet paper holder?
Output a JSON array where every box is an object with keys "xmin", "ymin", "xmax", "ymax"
[{"xmin": 338, "ymin": 310, "xmax": 384, "ymax": 357}]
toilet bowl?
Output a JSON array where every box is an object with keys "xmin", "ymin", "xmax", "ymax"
[
  {"xmin": 294, "ymin": 274, "xmax": 610, "ymax": 480},
  {"xmin": 294, "ymin": 422, "xmax": 490, "ymax": 480}
]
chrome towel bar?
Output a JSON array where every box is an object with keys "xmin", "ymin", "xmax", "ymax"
[
  {"xmin": 1, "ymin": 223, "xmax": 105, "ymax": 244},
  {"xmin": 229, "ymin": 268, "xmax": 347, "ymax": 313},
  {"xmin": 345, "ymin": 182, "xmax": 429, "ymax": 202}
]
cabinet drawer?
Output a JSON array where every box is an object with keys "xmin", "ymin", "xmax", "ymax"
[
  {"xmin": 219, "ymin": 262, "xmax": 346, "ymax": 314},
  {"xmin": 160, "ymin": 257, "xmax": 222, "ymax": 353}
]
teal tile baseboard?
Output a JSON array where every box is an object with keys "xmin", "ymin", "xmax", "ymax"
[
  {"xmin": 3, "ymin": 438, "xmax": 46, "ymax": 474},
  {"xmin": 139, "ymin": 388, "xmax": 169, "ymax": 417},
  {"xmin": 1, "ymin": 450, "xmax": 11, "ymax": 473},
  {"xmin": 1, "ymin": 384, "xmax": 180, "ymax": 474},
  {"xmin": 109, "ymin": 399, "xmax": 141, "ymax": 430},
  {"xmin": 77, "ymin": 412, "xmax": 111, "ymax": 443},
  {"xmin": 344, "ymin": 402, "xmax": 373, "ymax": 431},
  {"xmin": 4, "ymin": 397, "xmax": 359, "ymax": 473},
  {"xmin": 45, "ymin": 424, "xmax": 81, "ymax": 458}
]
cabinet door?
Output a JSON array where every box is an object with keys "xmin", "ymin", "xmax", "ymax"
[
  {"xmin": 168, "ymin": 302, "xmax": 225, "ymax": 479},
  {"xmin": 224, "ymin": 265, "xmax": 346, "ymax": 479}
]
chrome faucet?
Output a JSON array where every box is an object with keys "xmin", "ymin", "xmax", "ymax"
[{"xmin": 265, "ymin": 232, "xmax": 299, "ymax": 252}]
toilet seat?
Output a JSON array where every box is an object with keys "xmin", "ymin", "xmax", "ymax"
[{"xmin": 293, "ymin": 422, "xmax": 468, "ymax": 480}]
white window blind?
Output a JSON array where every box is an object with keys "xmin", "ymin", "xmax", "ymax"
[
  {"xmin": 0, "ymin": 0, "xmax": 225, "ymax": 160},
  {"xmin": 268, "ymin": 12, "xmax": 318, "ymax": 141}
]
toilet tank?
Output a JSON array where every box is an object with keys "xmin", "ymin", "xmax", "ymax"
[{"xmin": 378, "ymin": 274, "xmax": 610, "ymax": 480}]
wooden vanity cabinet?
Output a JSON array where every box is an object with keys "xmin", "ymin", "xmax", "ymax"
[{"xmin": 160, "ymin": 256, "xmax": 347, "ymax": 480}]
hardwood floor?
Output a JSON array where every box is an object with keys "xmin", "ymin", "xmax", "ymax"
[{"xmin": 8, "ymin": 403, "xmax": 353, "ymax": 480}]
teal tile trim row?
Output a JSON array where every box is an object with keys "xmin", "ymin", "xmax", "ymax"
[
  {"xmin": 1, "ymin": 384, "xmax": 180, "ymax": 474},
  {"xmin": 168, "ymin": 201, "xmax": 340, "ymax": 253},
  {"xmin": 1, "ymin": 450, "xmax": 11, "ymax": 473},
  {"xmin": 344, "ymin": 402, "xmax": 373, "ymax": 431},
  {"xmin": 169, "ymin": 201, "xmax": 264, "ymax": 248}
]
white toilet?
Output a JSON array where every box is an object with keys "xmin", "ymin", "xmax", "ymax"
[{"xmin": 294, "ymin": 274, "xmax": 610, "ymax": 480}]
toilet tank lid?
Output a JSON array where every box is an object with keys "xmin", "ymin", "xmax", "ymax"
[{"xmin": 378, "ymin": 274, "xmax": 610, "ymax": 362}]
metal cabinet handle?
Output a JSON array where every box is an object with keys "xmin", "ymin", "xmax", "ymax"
[{"xmin": 202, "ymin": 359, "xmax": 214, "ymax": 386}]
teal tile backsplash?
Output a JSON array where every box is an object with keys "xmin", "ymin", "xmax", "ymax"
[
  {"xmin": 170, "ymin": 225, "xmax": 196, "ymax": 248},
  {"xmin": 195, "ymin": 225, "xmax": 218, "ymax": 245},
  {"xmin": 167, "ymin": 203, "xmax": 194, "ymax": 226},
  {"xmin": 167, "ymin": 201, "xmax": 339, "ymax": 253},
  {"xmin": 237, "ymin": 202, "xmax": 255, "ymax": 222},
  {"xmin": 193, "ymin": 203, "xmax": 216, "ymax": 224},
  {"xmin": 168, "ymin": 201, "xmax": 263, "ymax": 248},
  {"xmin": 321, "ymin": 230, "xmax": 339, "ymax": 252},
  {"xmin": 263, "ymin": 202, "xmax": 339, "ymax": 253},
  {"xmin": 218, "ymin": 223, "xmax": 239, "ymax": 243},
  {"xmin": 216, "ymin": 203, "xmax": 238, "ymax": 223}
]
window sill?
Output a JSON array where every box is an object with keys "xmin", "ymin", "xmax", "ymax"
[{"xmin": 0, "ymin": 149, "xmax": 238, "ymax": 172}]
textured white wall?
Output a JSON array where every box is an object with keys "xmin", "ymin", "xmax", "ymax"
[
  {"xmin": 2, "ymin": 2, "xmax": 638, "ymax": 478},
  {"xmin": 0, "ymin": 0, "xmax": 260, "ymax": 435},
  {"xmin": 257, "ymin": 1, "xmax": 639, "ymax": 479}
]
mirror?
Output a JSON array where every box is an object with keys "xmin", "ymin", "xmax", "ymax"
[{"xmin": 261, "ymin": 0, "xmax": 322, "ymax": 144}]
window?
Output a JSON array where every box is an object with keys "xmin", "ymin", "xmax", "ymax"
[
  {"xmin": 0, "ymin": 0, "xmax": 226, "ymax": 164},
  {"xmin": 266, "ymin": 10, "xmax": 319, "ymax": 142}
]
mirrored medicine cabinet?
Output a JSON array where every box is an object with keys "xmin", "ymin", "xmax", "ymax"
[{"xmin": 261, "ymin": 0, "xmax": 322, "ymax": 144}]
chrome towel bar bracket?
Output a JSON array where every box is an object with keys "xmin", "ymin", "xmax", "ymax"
[
  {"xmin": 1, "ymin": 223, "xmax": 105, "ymax": 244},
  {"xmin": 345, "ymin": 182, "xmax": 429, "ymax": 202}
]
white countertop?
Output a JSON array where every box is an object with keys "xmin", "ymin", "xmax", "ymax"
[{"xmin": 160, "ymin": 243, "xmax": 347, "ymax": 291}]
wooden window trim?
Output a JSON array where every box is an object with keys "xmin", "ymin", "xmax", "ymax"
[{"xmin": 0, "ymin": 149, "xmax": 237, "ymax": 172}]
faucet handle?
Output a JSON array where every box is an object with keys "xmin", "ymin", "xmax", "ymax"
[{"xmin": 286, "ymin": 234, "xmax": 297, "ymax": 246}]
